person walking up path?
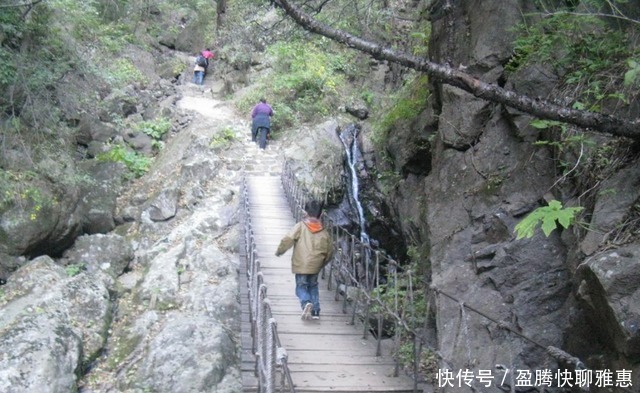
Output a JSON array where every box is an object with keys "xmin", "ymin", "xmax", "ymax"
[
  {"xmin": 193, "ymin": 49, "xmax": 214, "ymax": 85},
  {"xmin": 250, "ymin": 98, "xmax": 274, "ymax": 147},
  {"xmin": 275, "ymin": 200, "xmax": 333, "ymax": 320}
]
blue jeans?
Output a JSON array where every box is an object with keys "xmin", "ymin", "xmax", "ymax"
[
  {"xmin": 295, "ymin": 274, "xmax": 320, "ymax": 313},
  {"xmin": 193, "ymin": 71, "xmax": 204, "ymax": 85}
]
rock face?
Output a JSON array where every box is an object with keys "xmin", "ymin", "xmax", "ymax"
[
  {"xmin": 576, "ymin": 247, "xmax": 640, "ymax": 359},
  {"xmin": 0, "ymin": 256, "xmax": 111, "ymax": 392},
  {"xmin": 0, "ymin": 75, "xmax": 245, "ymax": 391},
  {"xmin": 388, "ymin": 0, "xmax": 576, "ymax": 383},
  {"xmin": 365, "ymin": 0, "xmax": 640, "ymax": 390}
]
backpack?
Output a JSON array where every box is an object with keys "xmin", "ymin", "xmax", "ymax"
[{"xmin": 195, "ymin": 55, "xmax": 208, "ymax": 67}]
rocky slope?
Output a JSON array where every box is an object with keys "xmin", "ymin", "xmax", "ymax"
[{"xmin": 0, "ymin": 65, "xmax": 261, "ymax": 391}]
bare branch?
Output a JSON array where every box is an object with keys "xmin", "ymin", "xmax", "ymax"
[
  {"xmin": 273, "ymin": 0, "xmax": 640, "ymax": 139},
  {"xmin": 528, "ymin": 10, "xmax": 640, "ymax": 26},
  {"xmin": 0, "ymin": 0, "xmax": 46, "ymax": 19},
  {"xmin": 0, "ymin": 0, "xmax": 44, "ymax": 9}
]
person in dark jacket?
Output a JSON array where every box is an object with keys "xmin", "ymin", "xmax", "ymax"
[
  {"xmin": 251, "ymin": 98, "xmax": 274, "ymax": 143},
  {"xmin": 275, "ymin": 200, "xmax": 334, "ymax": 320}
]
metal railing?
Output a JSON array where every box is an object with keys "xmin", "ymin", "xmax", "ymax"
[
  {"xmin": 281, "ymin": 161, "xmax": 417, "ymax": 387},
  {"xmin": 280, "ymin": 160, "xmax": 600, "ymax": 393},
  {"xmin": 241, "ymin": 176, "xmax": 296, "ymax": 393}
]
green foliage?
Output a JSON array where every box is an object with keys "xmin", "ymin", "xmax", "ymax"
[
  {"xmin": 238, "ymin": 40, "xmax": 351, "ymax": 127},
  {"xmin": 373, "ymin": 74, "xmax": 430, "ymax": 147},
  {"xmin": 106, "ymin": 58, "xmax": 147, "ymax": 88},
  {"xmin": 269, "ymin": 41, "xmax": 344, "ymax": 101},
  {"xmin": 97, "ymin": 145, "xmax": 152, "ymax": 178},
  {"xmin": 624, "ymin": 58, "xmax": 640, "ymax": 87},
  {"xmin": 50, "ymin": 0, "xmax": 132, "ymax": 50},
  {"xmin": 135, "ymin": 118, "xmax": 172, "ymax": 140},
  {"xmin": 409, "ymin": 24, "xmax": 431, "ymax": 57},
  {"xmin": 0, "ymin": 48, "xmax": 17, "ymax": 86},
  {"xmin": 395, "ymin": 341, "xmax": 437, "ymax": 377},
  {"xmin": 530, "ymin": 119, "xmax": 600, "ymax": 179},
  {"xmin": 375, "ymin": 168, "xmax": 402, "ymax": 195},
  {"xmin": 0, "ymin": 7, "xmax": 24, "ymax": 48},
  {"xmin": 209, "ymin": 126, "xmax": 237, "ymax": 150},
  {"xmin": 531, "ymin": 119, "xmax": 631, "ymax": 206},
  {"xmin": 507, "ymin": 2, "xmax": 638, "ymax": 111},
  {"xmin": 0, "ymin": 2, "xmax": 74, "ymax": 122},
  {"xmin": 65, "ymin": 263, "xmax": 86, "ymax": 277},
  {"xmin": 97, "ymin": 24, "xmax": 135, "ymax": 53},
  {"xmin": 515, "ymin": 200, "xmax": 584, "ymax": 239},
  {"xmin": 508, "ymin": 9, "xmax": 628, "ymax": 73},
  {"xmin": 0, "ymin": 170, "xmax": 59, "ymax": 220},
  {"xmin": 361, "ymin": 90, "xmax": 374, "ymax": 106},
  {"xmin": 531, "ymin": 119, "xmax": 594, "ymax": 153},
  {"xmin": 269, "ymin": 42, "xmax": 344, "ymax": 112},
  {"xmin": 367, "ymin": 260, "xmax": 434, "ymax": 372},
  {"xmin": 371, "ymin": 263, "xmax": 428, "ymax": 328}
]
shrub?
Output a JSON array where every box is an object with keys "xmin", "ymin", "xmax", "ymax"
[
  {"xmin": 106, "ymin": 58, "xmax": 148, "ymax": 88},
  {"xmin": 507, "ymin": 3, "xmax": 638, "ymax": 112},
  {"xmin": 210, "ymin": 126, "xmax": 237, "ymax": 150},
  {"xmin": 373, "ymin": 74, "xmax": 430, "ymax": 147},
  {"xmin": 236, "ymin": 40, "xmax": 349, "ymax": 128},
  {"xmin": 135, "ymin": 118, "xmax": 172, "ymax": 140},
  {"xmin": 97, "ymin": 144, "xmax": 152, "ymax": 179},
  {"xmin": 514, "ymin": 200, "xmax": 584, "ymax": 239},
  {"xmin": 65, "ymin": 263, "xmax": 86, "ymax": 277}
]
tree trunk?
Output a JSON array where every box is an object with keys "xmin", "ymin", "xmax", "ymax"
[
  {"xmin": 216, "ymin": 0, "xmax": 227, "ymax": 32},
  {"xmin": 273, "ymin": 0, "xmax": 640, "ymax": 139}
]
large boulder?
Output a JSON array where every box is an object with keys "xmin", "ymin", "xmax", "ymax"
[
  {"xmin": 144, "ymin": 186, "xmax": 179, "ymax": 222},
  {"xmin": 61, "ymin": 233, "xmax": 134, "ymax": 279},
  {"xmin": 76, "ymin": 115, "xmax": 120, "ymax": 144},
  {"xmin": 132, "ymin": 315, "xmax": 240, "ymax": 392},
  {"xmin": 280, "ymin": 119, "xmax": 344, "ymax": 192},
  {"xmin": 576, "ymin": 246, "xmax": 640, "ymax": 359},
  {"xmin": 77, "ymin": 160, "xmax": 125, "ymax": 235},
  {"xmin": 0, "ymin": 256, "xmax": 111, "ymax": 392},
  {"xmin": 439, "ymin": 85, "xmax": 492, "ymax": 149},
  {"xmin": 0, "ymin": 178, "xmax": 83, "ymax": 257}
]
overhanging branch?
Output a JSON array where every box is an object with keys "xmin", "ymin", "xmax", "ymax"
[{"xmin": 273, "ymin": 0, "xmax": 640, "ymax": 139}]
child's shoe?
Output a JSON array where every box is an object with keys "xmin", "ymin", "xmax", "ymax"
[
  {"xmin": 301, "ymin": 302, "xmax": 312, "ymax": 320},
  {"xmin": 311, "ymin": 310, "xmax": 320, "ymax": 320}
]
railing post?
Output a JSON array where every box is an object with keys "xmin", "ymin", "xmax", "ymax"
[{"xmin": 266, "ymin": 316, "xmax": 277, "ymax": 393}]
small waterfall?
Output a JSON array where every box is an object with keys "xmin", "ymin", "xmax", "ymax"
[{"xmin": 338, "ymin": 124, "xmax": 370, "ymax": 245}]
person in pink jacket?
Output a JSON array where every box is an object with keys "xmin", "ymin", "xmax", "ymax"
[{"xmin": 276, "ymin": 200, "xmax": 334, "ymax": 320}]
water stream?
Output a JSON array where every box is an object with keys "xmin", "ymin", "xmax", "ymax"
[{"xmin": 338, "ymin": 124, "xmax": 370, "ymax": 246}]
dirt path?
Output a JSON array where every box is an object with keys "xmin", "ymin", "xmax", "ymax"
[{"xmin": 177, "ymin": 78, "xmax": 240, "ymax": 123}]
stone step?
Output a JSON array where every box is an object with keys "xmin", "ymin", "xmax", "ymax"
[{"xmin": 239, "ymin": 132, "xmax": 282, "ymax": 176}]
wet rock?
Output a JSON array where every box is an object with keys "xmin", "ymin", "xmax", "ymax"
[{"xmin": 345, "ymin": 105, "xmax": 369, "ymax": 120}]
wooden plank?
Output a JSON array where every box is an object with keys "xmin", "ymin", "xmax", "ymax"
[
  {"xmin": 242, "ymin": 175, "xmax": 415, "ymax": 393},
  {"xmin": 278, "ymin": 334, "xmax": 381, "ymax": 352},
  {"xmin": 284, "ymin": 352, "xmax": 397, "ymax": 366}
]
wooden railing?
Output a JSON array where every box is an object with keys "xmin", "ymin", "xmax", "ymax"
[{"xmin": 241, "ymin": 176, "xmax": 296, "ymax": 393}]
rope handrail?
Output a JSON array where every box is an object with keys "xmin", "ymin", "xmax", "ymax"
[
  {"xmin": 279, "ymin": 160, "xmax": 608, "ymax": 393},
  {"xmin": 241, "ymin": 175, "xmax": 296, "ymax": 393}
]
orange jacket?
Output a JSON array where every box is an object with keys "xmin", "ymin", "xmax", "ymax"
[{"xmin": 276, "ymin": 218, "xmax": 334, "ymax": 274}]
